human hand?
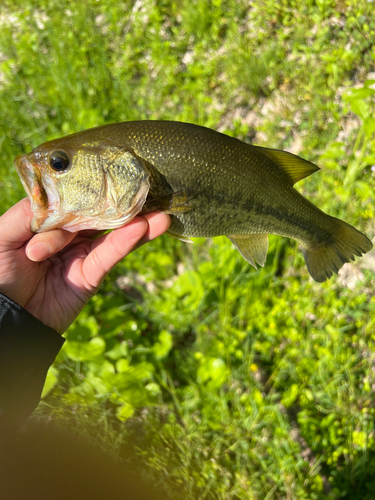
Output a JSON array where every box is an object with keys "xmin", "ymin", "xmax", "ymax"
[{"xmin": 0, "ymin": 199, "xmax": 170, "ymax": 334}]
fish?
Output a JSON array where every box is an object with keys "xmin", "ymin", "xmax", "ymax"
[{"xmin": 14, "ymin": 120, "xmax": 372, "ymax": 282}]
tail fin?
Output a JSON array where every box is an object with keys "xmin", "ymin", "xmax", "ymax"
[{"xmin": 302, "ymin": 218, "xmax": 373, "ymax": 282}]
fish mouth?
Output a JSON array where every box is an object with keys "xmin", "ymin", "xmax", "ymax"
[{"xmin": 14, "ymin": 154, "xmax": 51, "ymax": 232}]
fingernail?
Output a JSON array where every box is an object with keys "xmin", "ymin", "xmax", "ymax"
[{"xmin": 27, "ymin": 242, "xmax": 52, "ymax": 261}]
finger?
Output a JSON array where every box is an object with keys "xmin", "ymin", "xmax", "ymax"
[
  {"xmin": 26, "ymin": 229, "xmax": 78, "ymax": 261},
  {"xmin": 80, "ymin": 213, "xmax": 169, "ymax": 244},
  {"xmin": 82, "ymin": 217, "xmax": 149, "ymax": 288},
  {"xmin": 133, "ymin": 212, "xmax": 171, "ymax": 249},
  {"xmin": 78, "ymin": 229, "xmax": 107, "ymax": 239},
  {"xmin": 0, "ymin": 199, "xmax": 34, "ymax": 251}
]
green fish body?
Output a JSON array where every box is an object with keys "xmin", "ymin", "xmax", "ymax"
[{"xmin": 14, "ymin": 121, "xmax": 372, "ymax": 282}]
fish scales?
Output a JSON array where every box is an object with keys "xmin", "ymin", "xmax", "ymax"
[
  {"xmin": 97, "ymin": 122, "xmax": 333, "ymax": 243},
  {"xmin": 14, "ymin": 120, "xmax": 373, "ymax": 282}
]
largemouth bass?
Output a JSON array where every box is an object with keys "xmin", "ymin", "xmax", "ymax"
[{"xmin": 14, "ymin": 121, "xmax": 372, "ymax": 282}]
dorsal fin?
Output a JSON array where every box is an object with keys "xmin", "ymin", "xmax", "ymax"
[{"xmin": 252, "ymin": 145, "xmax": 320, "ymax": 185}]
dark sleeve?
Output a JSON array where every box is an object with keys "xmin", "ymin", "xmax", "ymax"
[{"xmin": 0, "ymin": 293, "xmax": 65, "ymax": 430}]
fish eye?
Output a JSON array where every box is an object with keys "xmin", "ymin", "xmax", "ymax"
[{"xmin": 49, "ymin": 151, "xmax": 70, "ymax": 172}]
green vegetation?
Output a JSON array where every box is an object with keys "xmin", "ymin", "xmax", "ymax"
[{"xmin": 1, "ymin": 0, "xmax": 375, "ymax": 498}]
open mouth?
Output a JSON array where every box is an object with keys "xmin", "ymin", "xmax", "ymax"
[
  {"xmin": 14, "ymin": 155, "xmax": 48, "ymax": 211},
  {"xmin": 14, "ymin": 154, "xmax": 51, "ymax": 231}
]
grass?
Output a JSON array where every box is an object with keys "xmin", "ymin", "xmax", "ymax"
[{"xmin": 1, "ymin": 0, "xmax": 375, "ymax": 498}]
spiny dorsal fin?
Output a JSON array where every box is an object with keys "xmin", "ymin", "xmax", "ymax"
[
  {"xmin": 228, "ymin": 234, "xmax": 269, "ymax": 268},
  {"xmin": 252, "ymin": 145, "xmax": 320, "ymax": 186}
]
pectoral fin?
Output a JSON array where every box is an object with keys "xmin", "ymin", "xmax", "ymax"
[
  {"xmin": 141, "ymin": 187, "xmax": 202, "ymax": 215},
  {"xmin": 228, "ymin": 234, "xmax": 269, "ymax": 268}
]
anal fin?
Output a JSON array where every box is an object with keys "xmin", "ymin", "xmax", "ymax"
[
  {"xmin": 141, "ymin": 187, "xmax": 202, "ymax": 215},
  {"xmin": 228, "ymin": 234, "xmax": 269, "ymax": 268}
]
